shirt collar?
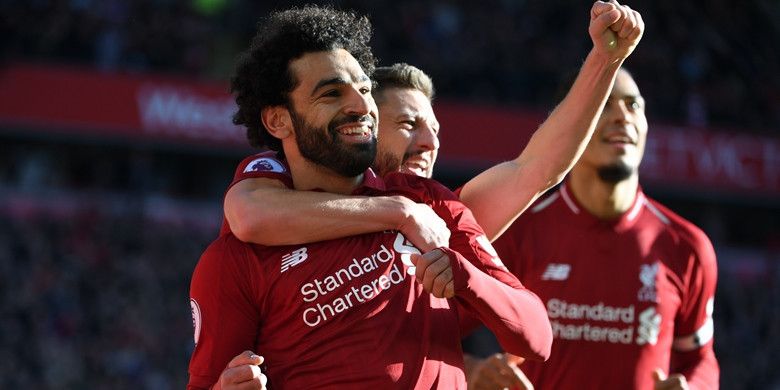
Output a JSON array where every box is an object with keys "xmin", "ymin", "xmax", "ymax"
[
  {"xmin": 560, "ymin": 181, "xmax": 646, "ymax": 230},
  {"xmin": 352, "ymin": 168, "xmax": 386, "ymax": 194}
]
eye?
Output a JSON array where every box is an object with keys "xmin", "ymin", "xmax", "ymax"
[
  {"xmin": 359, "ymin": 86, "xmax": 371, "ymax": 94},
  {"xmin": 399, "ymin": 120, "xmax": 415, "ymax": 129},
  {"xmin": 320, "ymin": 90, "xmax": 340, "ymax": 98},
  {"xmin": 628, "ymin": 100, "xmax": 642, "ymax": 111}
]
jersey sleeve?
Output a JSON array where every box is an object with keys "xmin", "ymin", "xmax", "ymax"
[
  {"xmin": 670, "ymin": 227, "xmax": 720, "ymax": 389},
  {"xmin": 187, "ymin": 235, "xmax": 264, "ymax": 390},
  {"xmin": 229, "ymin": 152, "xmax": 293, "ymax": 190},
  {"xmin": 426, "ymin": 181, "xmax": 553, "ymax": 362},
  {"xmin": 489, "ymin": 217, "xmax": 527, "ymax": 278}
]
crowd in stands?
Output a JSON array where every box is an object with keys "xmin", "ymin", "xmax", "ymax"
[
  {"xmin": 0, "ymin": 206, "xmax": 212, "ymax": 389},
  {"xmin": 1, "ymin": 0, "xmax": 778, "ymax": 132},
  {"xmin": 0, "ymin": 0, "xmax": 778, "ymax": 388}
]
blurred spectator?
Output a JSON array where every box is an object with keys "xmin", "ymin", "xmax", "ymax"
[
  {"xmin": 0, "ymin": 0, "xmax": 777, "ymax": 131},
  {"xmin": 0, "ymin": 202, "xmax": 217, "ymax": 389}
]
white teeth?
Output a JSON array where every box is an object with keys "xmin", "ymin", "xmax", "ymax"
[
  {"xmin": 340, "ymin": 127, "xmax": 367, "ymax": 135},
  {"xmin": 338, "ymin": 124, "xmax": 372, "ymax": 135}
]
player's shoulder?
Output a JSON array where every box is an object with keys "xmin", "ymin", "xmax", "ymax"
[
  {"xmin": 237, "ymin": 151, "xmax": 290, "ymax": 175},
  {"xmin": 230, "ymin": 150, "xmax": 293, "ymax": 190},
  {"xmin": 200, "ymin": 233, "xmax": 250, "ymax": 263},
  {"xmin": 198, "ymin": 233, "xmax": 275, "ymax": 270},
  {"xmin": 643, "ymin": 196, "xmax": 715, "ymax": 260},
  {"xmin": 498, "ymin": 188, "xmax": 563, "ymax": 239},
  {"xmin": 528, "ymin": 186, "xmax": 565, "ymax": 215}
]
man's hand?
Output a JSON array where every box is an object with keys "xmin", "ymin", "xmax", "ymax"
[
  {"xmin": 215, "ymin": 350, "xmax": 267, "ymax": 390},
  {"xmin": 410, "ymin": 249, "xmax": 454, "ymax": 298},
  {"xmin": 398, "ymin": 198, "xmax": 450, "ymax": 252},
  {"xmin": 652, "ymin": 368, "xmax": 690, "ymax": 390},
  {"xmin": 589, "ymin": 0, "xmax": 644, "ymax": 61},
  {"xmin": 467, "ymin": 353, "xmax": 533, "ymax": 390}
]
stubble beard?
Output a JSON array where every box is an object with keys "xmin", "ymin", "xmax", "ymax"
[
  {"xmin": 290, "ymin": 108, "xmax": 377, "ymax": 178},
  {"xmin": 596, "ymin": 161, "xmax": 636, "ymax": 184}
]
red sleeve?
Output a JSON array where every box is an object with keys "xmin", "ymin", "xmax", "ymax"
[
  {"xmin": 428, "ymin": 183, "xmax": 552, "ymax": 362},
  {"xmin": 187, "ymin": 235, "xmax": 263, "ymax": 390},
  {"xmin": 229, "ymin": 152, "xmax": 293, "ymax": 190},
  {"xmin": 670, "ymin": 227, "xmax": 720, "ymax": 389}
]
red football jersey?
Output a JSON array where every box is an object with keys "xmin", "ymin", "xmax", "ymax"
[
  {"xmin": 188, "ymin": 153, "xmax": 552, "ymax": 389},
  {"xmin": 492, "ymin": 183, "xmax": 719, "ymax": 390}
]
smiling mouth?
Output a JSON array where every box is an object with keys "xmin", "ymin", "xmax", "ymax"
[
  {"xmin": 604, "ymin": 134, "xmax": 636, "ymax": 145},
  {"xmin": 402, "ymin": 157, "xmax": 430, "ymax": 175},
  {"xmin": 336, "ymin": 123, "xmax": 374, "ymax": 139}
]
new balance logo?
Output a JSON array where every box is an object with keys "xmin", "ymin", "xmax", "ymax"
[
  {"xmin": 281, "ymin": 247, "xmax": 308, "ymax": 273},
  {"xmin": 541, "ymin": 263, "xmax": 571, "ymax": 281}
]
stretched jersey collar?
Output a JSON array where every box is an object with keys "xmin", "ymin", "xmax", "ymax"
[{"xmin": 353, "ymin": 168, "xmax": 386, "ymax": 193}]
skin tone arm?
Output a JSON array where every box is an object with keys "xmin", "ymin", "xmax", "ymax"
[
  {"xmin": 465, "ymin": 2, "xmax": 645, "ymax": 388},
  {"xmin": 225, "ymin": 177, "xmax": 450, "ymax": 251},
  {"xmin": 226, "ymin": 2, "xmax": 642, "ymax": 248},
  {"xmin": 458, "ymin": 0, "xmax": 644, "ymax": 241}
]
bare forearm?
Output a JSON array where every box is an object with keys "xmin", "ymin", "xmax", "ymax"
[
  {"xmin": 460, "ymin": 1, "xmax": 644, "ymax": 241},
  {"xmin": 225, "ymin": 180, "xmax": 409, "ymax": 245},
  {"xmin": 525, "ymin": 49, "xmax": 625, "ymax": 186},
  {"xmin": 460, "ymin": 51, "xmax": 624, "ymax": 241}
]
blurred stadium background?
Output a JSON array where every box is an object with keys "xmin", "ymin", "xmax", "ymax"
[{"xmin": 0, "ymin": 0, "xmax": 777, "ymax": 388}]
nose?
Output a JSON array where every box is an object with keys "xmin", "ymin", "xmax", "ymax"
[
  {"xmin": 612, "ymin": 100, "xmax": 633, "ymax": 124},
  {"xmin": 344, "ymin": 87, "xmax": 373, "ymax": 117},
  {"xmin": 416, "ymin": 122, "xmax": 440, "ymax": 151}
]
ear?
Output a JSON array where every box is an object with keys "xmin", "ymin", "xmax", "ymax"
[{"xmin": 261, "ymin": 105, "xmax": 293, "ymax": 140}]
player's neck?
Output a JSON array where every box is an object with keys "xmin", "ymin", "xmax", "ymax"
[
  {"xmin": 568, "ymin": 168, "xmax": 639, "ymax": 220},
  {"xmin": 283, "ymin": 146, "xmax": 364, "ymax": 195}
]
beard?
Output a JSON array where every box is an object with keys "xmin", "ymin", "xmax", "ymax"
[
  {"xmin": 374, "ymin": 149, "xmax": 430, "ymax": 178},
  {"xmin": 290, "ymin": 108, "xmax": 377, "ymax": 178},
  {"xmin": 596, "ymin": 161, "xmax": 635, "ymax": 184},
  {"xmin": 373, "ymin": 150, "xmax": 402, "ymax": 177}
]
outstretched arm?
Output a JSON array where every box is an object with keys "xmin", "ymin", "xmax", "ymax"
[
  {"xmin": 225, "ymin": 177, "xmax": 449, "ymax": 251},
  {"xmin": 460, "ymin": 0, "xmax": 644, "ymax": 241}
]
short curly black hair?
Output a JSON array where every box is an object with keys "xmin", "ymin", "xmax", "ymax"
[{"xmin": 231, "ymin": 5, "xmax": 376, "ymax": 152}]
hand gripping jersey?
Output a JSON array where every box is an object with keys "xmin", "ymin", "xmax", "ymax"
[
  {"xmin": 187, "ymin": 152, "xmax": 552, "ymax": 389},
  {"xmin": 492, "ymin": 183, "xmax": 719, "ymax": 390}
]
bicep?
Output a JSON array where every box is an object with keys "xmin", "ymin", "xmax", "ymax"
[
  {"xmin": 224, "ymin": 178, "xmax": 289, "ymax": 239},
  {"xmin": 228, "ymin": 179, "xmax": 407, "ymax": 245},
  {"xmin": 460, "ymin": 161, "xmax": 545, "ymax": 242}
]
